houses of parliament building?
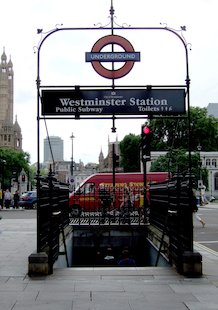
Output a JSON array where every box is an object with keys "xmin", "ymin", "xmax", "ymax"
[{"xmin": 0, "ymin": 49, "xmax": 22, "ymax": 150}]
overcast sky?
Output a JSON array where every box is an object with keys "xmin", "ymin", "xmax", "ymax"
[{"xmin": 0, "ymin": 0, "xmax": 217, "ymax": 164}]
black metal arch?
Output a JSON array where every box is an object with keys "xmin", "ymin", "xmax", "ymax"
[{"xmin": 36, "ymin": 25, "xmax": 191, "ymax": 177}]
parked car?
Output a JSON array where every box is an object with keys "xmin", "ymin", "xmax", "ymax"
[{"xmin": 18, "ymin": 191, "xmax": 37, "ymax": 209}]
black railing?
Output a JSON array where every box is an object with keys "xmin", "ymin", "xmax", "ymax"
[
  {"xmin": 35, "ymin": 171, "xmax": 198, "ymax": 274},
  {"xmin": 37, "ymin": 173, "xmax": 69, "ymax": 273},
  {"xmin": 69, "ymin": 185, "xmax": 147, "ymax": 226},
  {"xmin": 149, "ymin": 174, "xmax": 194, "ymax": 273}
]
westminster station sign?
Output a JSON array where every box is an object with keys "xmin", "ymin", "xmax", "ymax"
[
  {"xmin": 39, "ymin": 30, "xmax": 188, "ymax": 118},
  {"xmin": 41, "ymin": 89, "xmax": 185, "ymax": 116}
]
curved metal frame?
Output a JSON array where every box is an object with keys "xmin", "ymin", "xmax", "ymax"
[
  {"xmin": 36, "ymin": 25, "xmax": 190, "ymax": 173},
  {"xmin": 36, "ymin": 24, "xmax": 191, "ymax": 252}
]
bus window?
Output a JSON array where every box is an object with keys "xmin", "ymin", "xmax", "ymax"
[
  {"xmin": 75, "ymin": 182, "xmax": 95, "ymax": 195},
  {"xmin": 83, "ymin": 183, "xmax": 95, "ymax": 194},
  {"xmin": 87, "ymin": 183, "xmax": 95, "ymax": 194}
]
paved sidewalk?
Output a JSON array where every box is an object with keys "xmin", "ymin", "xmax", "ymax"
[{"xmin": 0, "ymin": 218, "xmax": 218, "ymax": 309}]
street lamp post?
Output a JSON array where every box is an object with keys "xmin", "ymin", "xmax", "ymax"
[
  {"xmin": 70, "ymin": 132, "xmax": 75, "ymax": 176},
  {"xmin": 0, "ymin": 159, "xmax": 6, "ymax": 190},
  {"xmin": 210, "ymin": 170, "xmax": 213, "ymax": 198},
  {"xmin": 197, "ymin": 144, "xmax": 202, "ymax": 188}
]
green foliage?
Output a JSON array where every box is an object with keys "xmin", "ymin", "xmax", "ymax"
[
  {"xmin": 149, "ymin": 107, "xmax": 218, "ymax": 151},
  {"xmin": 119, "ymin": 107, "xmax": 216, "ymax": 185},
  {"xmin": 150, "ymin": 149, "xmax": 187, "ymax": 173},
  {"xmin": 150, "ymin": 148, "xmax": 208, "ymax": 186},
  {"xmin": 0, "ymin": 148, "xmax": 30, "ymax": 188},
  {"xmin": 120, "ymin": 134, "xmax": 141, "ymax": 172}
]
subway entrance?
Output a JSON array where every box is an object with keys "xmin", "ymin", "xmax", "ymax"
[
  {"xmin": 71, "ymin": 226, "xmax": 148, "ymax": 267},
  {"xmin": 32, "ymin": 1, "xmax": 202, "ymax": 277}
]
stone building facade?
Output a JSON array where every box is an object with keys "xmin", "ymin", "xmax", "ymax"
[
  {"xmin": 0, "ymin": 49, "xmax": 22, "ymax": 150},
  {"xmin": 98, "ymin": 136, "xmax": 121, "ymax": 172}
]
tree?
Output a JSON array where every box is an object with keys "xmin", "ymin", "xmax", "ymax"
[
  {"xmin": 0, "ymin": 148, "xmax": 30, "ymax": 189},
  {"xmin": 119, "ymin": 107, "xmax": 217, "ymax": 183},
  {"xmin": 150, "ymin": 148, "xmax": 208, "ymax": 187},
  {"xmin": 149, "ymin": 107, "xmax": 218, "ymax": 151},
  {"xmin": 120, "ymin": 134, "xmax": 141, "ymax": 172}
]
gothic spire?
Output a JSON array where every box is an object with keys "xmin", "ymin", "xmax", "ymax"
[{"xmin": 1, "ymin": 47, "xmax": 7, "ymax": 64}]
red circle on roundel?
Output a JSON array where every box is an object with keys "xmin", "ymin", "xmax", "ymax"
[{"xmin": 91, "ymin": 34, "xmax": 135, "ymax": 79}]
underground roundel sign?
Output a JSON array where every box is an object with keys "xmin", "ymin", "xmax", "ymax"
[{"xmin": 85, "ymin": 34, "xmax": 140, "ymax": 79}]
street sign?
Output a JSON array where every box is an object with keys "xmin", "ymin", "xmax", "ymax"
[
  {"xmin": 88, "ymin": 34, "xmax": 140, "ymax": 79},
  {"xmin": 198, "ymin": 180, "xmax": 203, "ymax": 189},
  {"xmin": 69, "ymin": 176, "xmax": 75, "ymax": 185},
  {"xmin": 41, "ymin": 88, "xmax": 186, "ymax": 116},
  {"xmin": 85, "ymin": 52, "xmax": 140, "ymax": 62}
]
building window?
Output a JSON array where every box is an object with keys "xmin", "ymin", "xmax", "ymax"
[
  {"xmin": 215, "ymin": 173, "xmax": 218, "ymax": 190},
  {"xmin": 212, "ymin": 159, "xmax": 217, "ymax": 167},
  {"xmin": 206, "ymin": 159, "xmax": 211, "ymax": 166}
]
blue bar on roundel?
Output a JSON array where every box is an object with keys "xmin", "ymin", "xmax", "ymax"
[{"xmin": 85, "ymin": 52, "xmax": 140, "ymax": 62}]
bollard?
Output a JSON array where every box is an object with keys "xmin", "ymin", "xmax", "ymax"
[
  {"xmin": 182, "ymin": 251, "xmax": 202, "ymax": 277},
  {"xmin": 28, "ymin": 252, "xmax": 49, "ymax": 276}
]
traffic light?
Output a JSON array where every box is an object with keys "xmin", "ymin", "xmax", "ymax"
[
  {"xmin": 12, "ymin": 171, "xmax": 18, "ymax": 182},
  {"xmin": 141, "ymin": 125, "xmax": 151, "ymax": 161}
]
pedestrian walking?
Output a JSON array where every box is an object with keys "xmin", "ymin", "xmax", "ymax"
[
  {"xmin": 118, "ymin": 249, "xmax": 136, "ymax": 266},
  {"xmin": 0, "ymin": 189, "xmax": 3, "ymax": 209},
  {"xmin": 200, "ymin": 185, "xmax": 209, "ymax": 205},
  {"xmin": 193, "ymin": 187, "xmax": 206, "ymax": 228},
  {"xmin": 103, "ymin": 247, "xmax": 115, "ymax": 265},
  {"xmin": 138, "ymin": 189, "xmax": 144, "ymax": 217},
  {"xmin": 4, "ymin": 189, "xmax": 12, "ymax": 209},
  {"xmin": 195, "ymin": 211, "xmax": 206, "ymax": 227},
  {"xmin": 120, "ymin": 191, "xmax": 132, "ymax": 224},
  {"xmin": 13, "ymin": 190, "xmax": 20, "ymax": 209},
  {"xmin": 99, "ymin": 185, "xmax": 112, "ymax": 223}
]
